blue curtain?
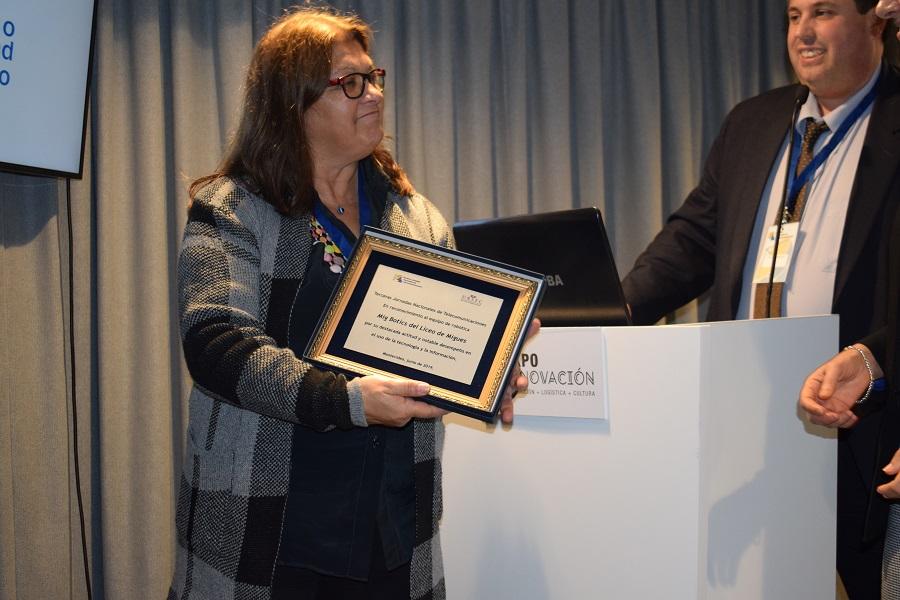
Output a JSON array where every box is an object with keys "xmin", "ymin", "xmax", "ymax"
[{"xmin": 0, "ymin": 1, "xmax": 791, "ymax": 597}]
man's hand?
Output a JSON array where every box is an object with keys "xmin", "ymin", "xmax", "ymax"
[
  {"xmin": 798, "ymin": 345, "xmax": 881, "ymax": 428},
  {"xmin": 877, "ymin": 1, "xmax": 900, "ymax": 40},
  {"xmin": 878, "ymin": 449, "xmax": 900, "ymax": 499}
]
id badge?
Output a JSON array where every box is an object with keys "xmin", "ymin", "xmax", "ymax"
[{"xmin": 752, "ymin": 222, "xmax": 799, "ymax": 284}]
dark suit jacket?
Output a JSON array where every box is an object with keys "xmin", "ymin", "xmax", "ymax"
[
  {"xmin": 865, "ymin": 207, "xmax": 900, "ymax": 391},
  {"xmin": 622, "ymin": 64, "xmax": 900, "ymax": 542},
  {"xmin": 861, "ymin": 206, "xmax": 900, "ymax": 523}
]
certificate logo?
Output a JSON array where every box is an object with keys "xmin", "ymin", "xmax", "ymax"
[
  {"xmin": 460, "ymin": 293, "xmax": 482, "ymax": 306},
  {"xmin": 393, "ymin": 274, "xmax": 422, "ymax": 287}
]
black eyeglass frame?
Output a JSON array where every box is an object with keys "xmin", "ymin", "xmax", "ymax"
[{"xmin": 327, "ymin": 68, "xmax": 386, "ymax": 100}]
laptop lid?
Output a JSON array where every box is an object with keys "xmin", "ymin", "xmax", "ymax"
[{"xmin": 453, "ymin": 207, "xmax": 631, "ymax": 327}]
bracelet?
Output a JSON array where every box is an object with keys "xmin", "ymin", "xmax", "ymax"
[{"xmin": 844, "ymin": 345, "xmax": 875, "ymax": 404}]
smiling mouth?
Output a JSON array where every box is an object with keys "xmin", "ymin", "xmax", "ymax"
[
  {"xmin": 358, "ymin": 111, "xmax": 379, "ymax": 121},
  {"xmin": 798, "ymin": 48, "xmax": 825, "ymax": 59}
]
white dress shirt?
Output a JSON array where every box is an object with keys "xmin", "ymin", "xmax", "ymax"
[{"xmin": 737, "ymin": 66, "xmax": 880, "ymax": 319}]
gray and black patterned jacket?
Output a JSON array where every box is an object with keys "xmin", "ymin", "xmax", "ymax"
[{"xmin": 168, "ymin": 171, "xmax": 450, "ymax": 600}]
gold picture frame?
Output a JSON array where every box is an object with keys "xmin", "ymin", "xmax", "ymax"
[{"xmin": 305, "ymin": 227, "xmax": 545, "ymax": 421}]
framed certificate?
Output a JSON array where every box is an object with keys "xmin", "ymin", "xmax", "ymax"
[{"xmin": 305, "ymin": 227, "xmax": 545, "ymax": 422}]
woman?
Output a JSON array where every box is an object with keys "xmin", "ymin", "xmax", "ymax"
[{"xmin": 167, "ymin": 8, "xmax": 532, "ymax": 599}]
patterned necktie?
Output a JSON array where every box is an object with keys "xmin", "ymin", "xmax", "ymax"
[
  {"xmin": 785, "ymin": 118, "xmax": 830, "ymax": 224},
  {"xmin": 752, "ymin": 117, "xmax": 829, "ymax": 319}
]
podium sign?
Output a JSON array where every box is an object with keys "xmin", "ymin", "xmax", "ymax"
[{"xmin": 516, "ymin": 327, "xmax": 608, "ymax": 419}]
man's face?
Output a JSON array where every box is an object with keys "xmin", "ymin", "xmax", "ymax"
[{"xmin": 787, "ymin": 0, "xmax": 884, "ymax": 111}]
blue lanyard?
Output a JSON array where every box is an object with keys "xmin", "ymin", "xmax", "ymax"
[
  {"xmin": 313, "ymin": 165, "xmax": 372, "ymax": 257},
  {"xmin": 786, "ymin": 83, "xmax": 878, "ymax": 211}
]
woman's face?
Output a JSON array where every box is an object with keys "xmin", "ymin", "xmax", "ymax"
[{"xmin": 304, "ymin": 38, "xmax": 384, "ymax": 171}]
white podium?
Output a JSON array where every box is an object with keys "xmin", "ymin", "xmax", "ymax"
[{"xmin": 440, "ymin": 316, "xmax": 839, "ymax": 599}]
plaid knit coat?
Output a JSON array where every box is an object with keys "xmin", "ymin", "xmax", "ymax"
[{"xmin": 168, "ymin": 171, "xmax": 449, "ymax": 600}]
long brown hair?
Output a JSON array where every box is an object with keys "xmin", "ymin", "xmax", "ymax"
[{"xmin": 190, "ymin": 7, "xmax": 413, "ymax": 215}]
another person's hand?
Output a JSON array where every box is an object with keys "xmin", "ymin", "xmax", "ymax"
[
  {"xmin": 877, "ymin": 0, "xmax": 900, "ymax": 38},
  {"xmin": 358, "ymin": 375, "xmax": 447, "ymax": 427},
  {"xmin": 798, "ymin": 345, "xmax": 882, "ymax": 428},
  {"xmin": 498, "ymin": 318, "xmax": 541, "ymax": 425},
  {"xmin": 878, "ymin": 449, "xmax": 900, "ymax": 499}
]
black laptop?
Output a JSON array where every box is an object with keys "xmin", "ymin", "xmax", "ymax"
[{"xmin": 453, "ymin": 207, "xmax": 631, "ymax": 327}]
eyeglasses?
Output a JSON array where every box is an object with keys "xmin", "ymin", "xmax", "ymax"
[{"xmin": 327, "ymin": 68, "xmax": 386, "ymax": 100}]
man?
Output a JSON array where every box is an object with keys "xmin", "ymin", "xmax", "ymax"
[
  {"xmin": 622, "ymin": 1, "xmax": 900, "ymax": 596},
  {"xmin": 797, "ymin": 1, "xmax": 900, "ymax": 595}
]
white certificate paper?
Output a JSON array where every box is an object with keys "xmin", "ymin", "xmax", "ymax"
[{"xmin": 344, "ymin": 264, "xmax": 503, "ymax": 384}]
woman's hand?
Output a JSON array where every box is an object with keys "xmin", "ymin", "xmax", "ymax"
[
  {"xmin": 358, "ymin": 375, "xmax": 447, "ymax": 427},
  {"xmin": 498, "ymin": 318, "xmax": 541, "ymax": 425}
]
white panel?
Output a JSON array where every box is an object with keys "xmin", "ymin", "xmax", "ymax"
[
  {"xmin": 698, "ymin": 317, "xmax": 837, "ymax": 600},
  {"xmin": 441, "ymin": 316, "xmax": 837, "ymax": 599},
  {"xmin": 443, "ymin": 325, "xmax": 703, "ymax": 598},
  {"xmin": 0, "ymin": 0, "xmax": 94, "ymax": 174}
]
